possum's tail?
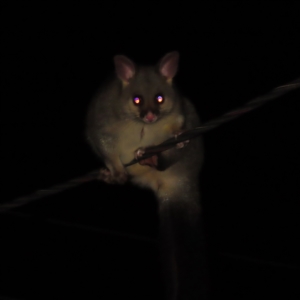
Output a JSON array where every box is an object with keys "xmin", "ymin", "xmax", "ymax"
[{"xmin": 157, "ymin": 182, "xmax": 209, "ymax": 300}]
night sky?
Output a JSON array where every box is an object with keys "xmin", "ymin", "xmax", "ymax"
[{"xmin": 1, "ymin": 2, "xmax": 300, "ymax": 300}]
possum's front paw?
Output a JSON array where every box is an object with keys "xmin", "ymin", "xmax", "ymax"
[
  {"xmin": 98, "ymin": 168, "xmax": 128, "ymax": 184},
  {"xmin": 174, "ymin": 130, "xmax": 189, "ymax": 149},
  {"xmin": 135, "ymin": 148, "xmax": 158, "ymax": 168}
]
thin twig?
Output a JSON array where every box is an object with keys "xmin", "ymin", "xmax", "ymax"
[
  {"xmin": 0, "ymin": 171, "xmax": 99, "ymax": 213},
  {"xmin": 0, "ymin": 77, "xmax": 299, "ymax": 212},
  {"xmin": 124, "ymin": 77, "xmax": 300, "ymax": 166}
]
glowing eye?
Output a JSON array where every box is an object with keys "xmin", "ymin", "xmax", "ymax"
[
  {"xmin": 156, "ymin": 95, "xmax": 164, "ymax": 104},
  {"xmin": 133, "ymin": 96, "xmax": 142, "ymax": 105}
]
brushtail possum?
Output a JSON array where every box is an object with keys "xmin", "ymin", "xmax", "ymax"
[{"xmin": 86, "ymin": 52, "xmax": 207, "ymax": 299}]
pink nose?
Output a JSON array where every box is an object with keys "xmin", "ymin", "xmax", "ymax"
[{"xmin": 144, "ymin": 112, "xmax": 157, "ymax": 123}]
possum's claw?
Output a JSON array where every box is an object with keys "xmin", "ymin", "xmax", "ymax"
[{"xmin": 174, "ymin": 131, "xmax": 189, "ymax": 149}]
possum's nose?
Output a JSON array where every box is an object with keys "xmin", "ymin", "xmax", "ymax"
[{"xmin": 143, "ymin": 111, "xmax": 157, "ymax": 123}]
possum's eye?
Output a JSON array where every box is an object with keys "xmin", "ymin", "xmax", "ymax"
[
  {"xmin": 155, "ymin": 94, "xmax": 164, "ymax": 104},
  {"xmin": 133, "ymin": 95, "xmax": 143, "ymax": 105}
]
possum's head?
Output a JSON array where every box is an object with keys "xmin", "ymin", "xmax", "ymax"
[{"xmin": 114, "ymin": 52, "xmax": 182, "ymax": 124}]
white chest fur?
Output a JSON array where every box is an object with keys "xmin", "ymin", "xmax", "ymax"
[{"xmin": 116, "ymin": 113, "xmax": 184, "ymax": 166}]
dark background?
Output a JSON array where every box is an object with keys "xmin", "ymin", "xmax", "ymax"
[{"xmin": 1, "ymin": 2, "xmax": 299, "ymax": 300}]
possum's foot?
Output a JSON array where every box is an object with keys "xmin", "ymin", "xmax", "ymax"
[{"xmin": 135, "ymin": 148, "xmax": 158, "ymax": 168}]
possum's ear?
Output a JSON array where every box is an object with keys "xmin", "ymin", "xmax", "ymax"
[
  {"xmin": 159, "ymin": 51, "xmax": 179, "ymax": 83},
  {"xmin": 114, "ymin": 55, "xmax": 135, "ymax": 84}
]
